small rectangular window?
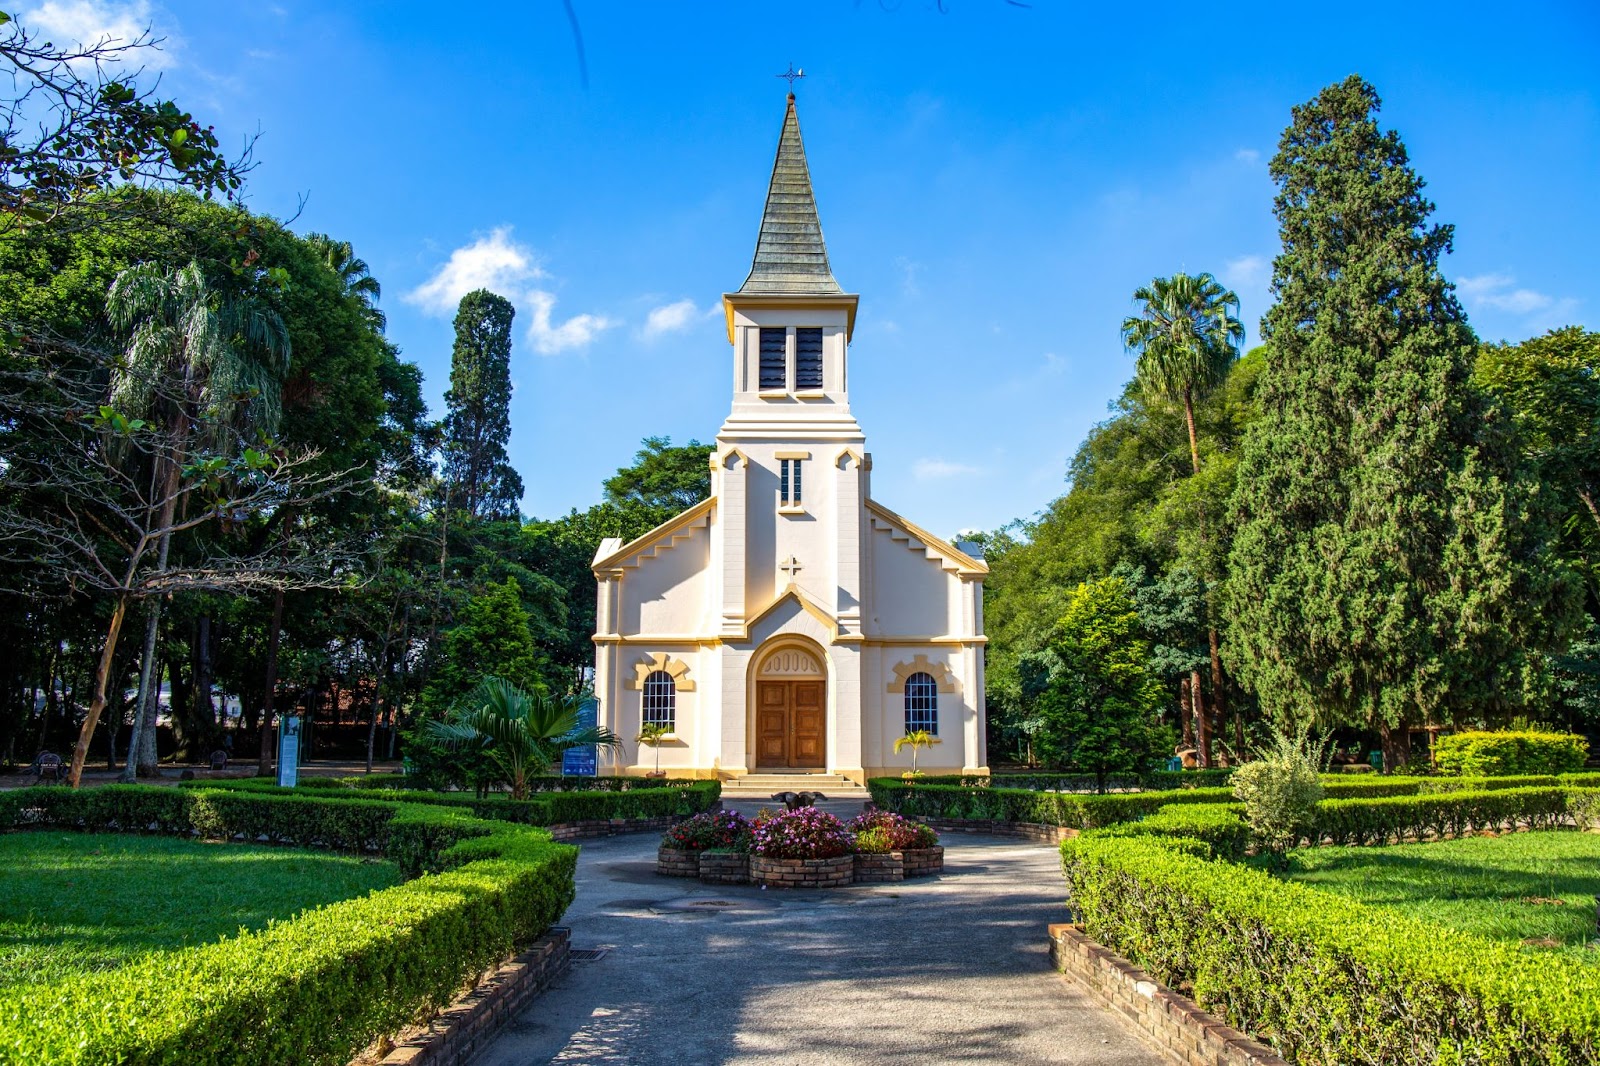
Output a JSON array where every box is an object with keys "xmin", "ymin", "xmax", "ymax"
[
  {"xmin": 780, "ymin": 458, "xmax": 803, "ymax": 506},
  {"xmin": 795, "ymin": 328, "xmax": 823, "ymax": 389},
  {"xmin": 759, "ymin": 328, "xmax": 786, "ymax": 390}
]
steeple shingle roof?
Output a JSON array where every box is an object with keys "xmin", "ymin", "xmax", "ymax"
[{"xmin": 737, "ymin": 94, "xmax": 842, "ymax": 295}]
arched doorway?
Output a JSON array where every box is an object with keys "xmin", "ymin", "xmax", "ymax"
[{"xmin": 753, "ymin": 642, "xmax": 827, "ymax": 769}]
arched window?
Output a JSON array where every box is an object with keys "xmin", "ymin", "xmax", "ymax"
[
  {"xmin": 642, "ymin": 670, "xmax": 676, "ymax": 731},
  {"xmin": 904, "ymin": 672, "xmax": 938, "ymax": 735}
]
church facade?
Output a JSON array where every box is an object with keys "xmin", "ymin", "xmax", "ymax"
[{"xmin": 591, "ymin": 95, "xmax": 988, "ymax": 784}]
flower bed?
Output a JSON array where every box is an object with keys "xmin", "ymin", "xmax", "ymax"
[
  {"xmin": 656, "ymin": 845, "xmax": 700, "ymax": 877},
  {"xmin": 697, "ymin": 850, "xmax": 749, "ymax": 884},
  {"xmin": 0, "ymin": 784, "xmax": 576, "ymax": 1066},
  {"xmin": 650, "ymin": 808, "xmax": 945, "ymax": 887},
  {"xmin": 750, "ymin": 854, "xmax": 856, "ymax": 888}
]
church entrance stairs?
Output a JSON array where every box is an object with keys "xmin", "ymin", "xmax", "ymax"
[{"xmin": 717, "ymin": 772, "xmax": 865, "ymax": 799}]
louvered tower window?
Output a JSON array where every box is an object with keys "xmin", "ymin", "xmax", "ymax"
[
  {"xmin": 642, "ymin": 670, "xmax": 676, "ymax": 730},
  {"xmin": 759, "ymin": 327, "xmax": 787, "ymax": 390},
  {"xmin": 795, "ymin": 328, "xmax": 823, "ymax": 389},
  {"xmin": 779, "ymin": 458, "xmax": 803, "ymax": 506},
  {"xmin": 904, "ymin": 672, "xmax": 938, "ymax": 735}
]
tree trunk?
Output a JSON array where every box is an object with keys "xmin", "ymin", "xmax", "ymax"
[
  {"xmin": 121, "ymin": 605, "xmax": 163, "ymax": 782},
  {"xmin": 191, "ymin": 613, "xmax": 216, "ymax": 753},
  {"xmin": 1190, "ymin": 668, "xmax": 1209, "ymax": 768},
  {"xmin": 67, "ymin": 597, "xmax": 130, "ymax": 787},
  {"xmin": 1205, "ymin": 626, "xmax": 1224, "ymax": 765},
  {"xmin": 1182, "ymin": 389, "xmax": 1203, "ymax": 477},
  {"xmin": 1378, "ymin": 721, "xmax": 1411, "ymax": 773},
  {"xmin": 257, "ymin": 588, "xmax": 286, "ymax": 776},
  {"xmin": 1579, "ymin": 488, "xmax": 1600, "ymax": 535},
  {"xmin": 1178, "ymin": 677, "xmax": 1194, "ymax": 748}
]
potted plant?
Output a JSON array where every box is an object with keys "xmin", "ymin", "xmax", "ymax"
[
  {"xmin": 749, "ymin": 808, "xmax": 857, "ymax": 888},
  {"xmin": 894, "ymin": 728, "xmax": 940, "ymax": 781},
  {"xmin": 636, "ymin": 722, "xmax": 671, "ymax": 778}
]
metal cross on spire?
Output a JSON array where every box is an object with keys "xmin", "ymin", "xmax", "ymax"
[{"xmin": 776, "ymin": 63, "xmax": 805, "ymax": 92}]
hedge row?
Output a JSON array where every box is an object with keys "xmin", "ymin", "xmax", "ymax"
[
  {"xmin": 179, "ymin": 777, "xmax": 722, "ymax": 826},
  {"xmin": 1080, "ymin": 803, "xmax": 1250, "ymax": 861},
  {"xmin": 1311, "ymin": 787, "xmax": 1572, "ymax": 847},
  {"xmin": 317, "ymin": 773, "xmax": 710, "ymax": 793},
  {"xmin": 0, "ymin": 785, "xmax": 577, "ymax": 1065},
  {"xmin": 1434, "ymin": 729, "xmax": 1589, "ymax": 776},
  {"xmin": 1060, "ymin": 833, "xmax": 1600, "ymax": 1064},
  {"xmin": 867, "ymin": 779, "xmax": 1235, "ymax": 829}
]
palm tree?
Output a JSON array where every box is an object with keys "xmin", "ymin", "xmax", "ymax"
[
  {"xmin": 1120, "ymin": 272, "xmax": 1244, "ymax": 477},
  {"xmin": 104, "ymin": 260, "xmax": 289, "ymax": 782},
  {"xmin": 308, "ymin": 233, "xmax": 385, "ymax": 331},
  {"xmin": 1120, "ymin": 272, "xmax": 1244, "ymax": 769},
  {"xmin": 428, "ymin": 677, "xmax": 621, "ymax": 799},
  {"xmin": 894, "ymin": 729, "xmax": 941, "ymax": 779}
]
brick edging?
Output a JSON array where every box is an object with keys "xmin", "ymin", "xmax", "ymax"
[
  {"xmin": 1048, "ymin": 923, "xmax": 1286, "ymax": 1066},
  {"xmin": 374, "ymin": 928, "xmax": 571, "ymax": 1066}
]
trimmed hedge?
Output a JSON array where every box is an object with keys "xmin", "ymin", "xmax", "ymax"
[
  {"xmin": 1081, "ymin": 803, "xmax": 1250, "ymax": 861},
  {"xmin": 1311, "ymin": 787, "xmax": 1570, "ymax": 847},
  {"xmin": 1141, "ymin": 768, "xmax": 1235, "ymax": 790},
  {"xmin": 1434, "ymin": 730, "xmax": 1589, "ymax": 776},
  {"xmin": 0, "ymin": 785, "xmax": 576, "ymax": 1065},
  {"xmin": 178, "ymin": 777, "xmax": 721, "ymax": 826},
  {"xmin": 867, "ymin": 778, "xmax": 1235, "ymax": 829},
  {"xmin": 1060, "ymin": 833, "xmax": 1600, "ymax": 1064}
]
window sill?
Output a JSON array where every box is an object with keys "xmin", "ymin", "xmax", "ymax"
[
  {"xmin": 778, "ymin": 506, "xmax": 807, "ymax": 516},
  {"xmin": 793, "ymin": 389, "xmax": 825, "ymax": 399},
  {"xmin": 757, "ymin": 389, "xmax": 790, "ymax": 398}
]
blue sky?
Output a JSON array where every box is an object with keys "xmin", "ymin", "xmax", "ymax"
[{"xmin": 26, "ymin": 0, "xmax": 1600, "ymax": 536}]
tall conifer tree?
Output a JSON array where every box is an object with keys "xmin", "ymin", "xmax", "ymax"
[
  {"xmin": 1223, "ymin": 76, "xmax": 1574, "ymax": 766},
  {"xmin": 443, "ymin": 289, "xmax": 523, "ymax": 519}
]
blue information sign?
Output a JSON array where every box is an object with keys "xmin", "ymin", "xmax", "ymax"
[
  {"xmin": 562, "ymin": 697, "xmax": 599, "ymax": 776},
  {"xmin": 276, "ymin": 715, "xmax": 302, "ymax": 788}
]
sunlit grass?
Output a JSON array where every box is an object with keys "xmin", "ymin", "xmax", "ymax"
[
  {"xmin": 0, "ymin": 831, "xmax": 399, "ymax": 988},
  {"xmin": 1282, "ymin": 830, "xmax": 1600, "ymax": 962}
]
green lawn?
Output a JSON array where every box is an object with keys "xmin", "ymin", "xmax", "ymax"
[
  {"xmin": 0, "ymin": 831, "xmax": 400, "ymax": 989},
  {"xmin": 1283, "ymin": 830, "xmax": 1600, "ymax": 961}
]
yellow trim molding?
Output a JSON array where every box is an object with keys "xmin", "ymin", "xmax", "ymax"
[
  {"xmin": 887, "ymin": 653, "xmax": 960, "ymax": 694},
  {"xmin": 591, "ymin": 496, "xmax": 716, "ymax": 572},
  {"xmin": 865, "ymin": 498, "xmax": 988, "ymax": 575},
  {"xmin": 627, "ymin": 652, "xmax": 697, "ymax": 692}
]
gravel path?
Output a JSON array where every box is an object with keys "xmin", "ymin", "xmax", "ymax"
[{"xmin": 471, "ymin": 801, "xmax": 1164, "ymax": 1066}]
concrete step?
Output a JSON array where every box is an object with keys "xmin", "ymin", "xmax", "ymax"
[{"xmin": 719, "ymin": 773, "xmax": 867, "ymax": 797}]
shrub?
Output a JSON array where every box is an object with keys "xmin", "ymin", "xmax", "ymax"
[
  {"xmin": 1060, "ymin": 833, "xmax": 1600, "ymax": 1064},
  {"xmin": 847, "ymin": 809, "xmax": 939, "ymax": 850},
  {"xmin": 538, "ymin": 783, "xmax": 720, "ymax": 824},
  {"xmin": 1140, "ymin": 768, "xmax": 1235, "ymax": 790},
  {"xmin": 662, "ymin": 810, "xmax": 752, "ymax": 852},
  {"xmin": 866, "ymin": 779, "xmax": 1235, "ymax": 828},
  {"xmin": 1230, "ymin": 727, "xmax": 1325, "ymax": 857},
  {"xmin": 1312, "ymin": 787, "xmax": 1570, "ymax": 847},
  {"xmin": 1317, "ymin": 777, "xmax": 1424, "ymax": 798},
  {"xmin": 0, "ymin": 785, "xmax": 576, "ymax": 1066},
  {"xmin": 1569, "ymin": 788, "xmax": 1600, "ymax": 830},
  {"xmin": 750, "ymin": 808, "xmax": 855, "ymax": 859},
  {"xmin": 1433, "ymin": 729, "xmax": 1588, "ymax": 776}
]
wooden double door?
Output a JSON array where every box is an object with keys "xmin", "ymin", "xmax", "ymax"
[{"xmin": 756, "ymin": 680, "xmax": 826, "ymax": 769}]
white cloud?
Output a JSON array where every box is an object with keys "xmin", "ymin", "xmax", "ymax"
[
  {"xmin": 1234, "ymin": 148, "xmax": 1261, "ymax": 164},
  {"xmin": 1222, "ymin": 254, "xmax": 1270, "ymax": 290},
  {"xmin": 525, "ymin": 290, "xmax": 614, "ymax": 355},
  {"xmin": 913, "ymin": 458, "xmax": 982, "ymax": 481},
  {"xmin": 405, "ymin": 227, "xmax": 544, "ymax": 315},
  {"xmin": 895, "ymin": 256, "xmax": 922, "ymax": 298},
  {"xmin": 25, "ymin": 0, "xmax": 177, "ymax": 68},
  {"xmin": 1456, "ymin": 273, "xmax": 1552, "ymax": 314},
  {"xmin": 642, "ymin": 298, "xmax": 699, "ymax": 338}
]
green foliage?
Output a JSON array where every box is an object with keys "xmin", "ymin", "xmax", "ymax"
[
  {"xmin": 1311, "ymin": 787, "xmax": 1571, "ymax": 847},
  {"xmin": 443, "ymin": 288, "xmax": 522, "ymax": 520},
  {"xmin": 1229, "ymin": 726, "xmax": 1325, "ymax": 856},
  {"xmin": 0, "ymin": 785, "xmax": 577, "ymax": 1065},
  {"xmin": 1433, "ymin": 730, "xmax": 1589, "ymax": 777},
  {"xmin": 419, "ymin": 579, "xmax": 546, "ymax": 721},
  {"xmin": 1081, "ymin": 802, "xmax": 1250, "ymax": 862},
  {"xmin": 426, "ymin": 677, "xmax": 620, "ymax": 798},
  {"xmin": 1283, "ymin": 831, "xmax": 1600, "ymax": 959},
  {"xmin": 0, "ymin": 832, "xmax": 398, "ymax": 990},
  {"xmin": 602, "ymin": 436, "xmax": 713, "ymax": 513},
  {"xmin": 1031, "ymin": 577, "xmax": 1165, "ymax": 787},
  {"xmin": 1224, "ymin": 75, "xmax": 1577, "ymax": 755},
  {"xmin": 1059, "ymin": 833, "xmax": 1600, "ymax": 1064},
  {"xmin": 867, "ymin": 778, "xmax": 1235, "ymax": 828}
]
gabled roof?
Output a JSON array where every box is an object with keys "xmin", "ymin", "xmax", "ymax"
[
  {"xmin": 737, "ymin": 94, "xmax": 842, "ymax": 296},
  {"xmin": 865, "ymin": 499, "xmax": 989, "ymax": 576},
  {"xmin": 591, "ymin": 497, "xmax": 716, "ymax": 572}
]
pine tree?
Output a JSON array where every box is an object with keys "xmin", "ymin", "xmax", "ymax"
[
  {"xmin": 443, "ymin": 289, "xmax": 523, "ymax": 520},
  {"xmin": 1222, "ymin": 76, "xmax": 1575, "ymax": 767}
]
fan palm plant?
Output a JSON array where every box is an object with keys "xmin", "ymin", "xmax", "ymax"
[
  {"xmin": 1119, "ymin": 271, "xmax": 1244, "ymax": 476},
  {"xmin": 427, "ymin": 677, "xmax": 620, "ymax": 799}
]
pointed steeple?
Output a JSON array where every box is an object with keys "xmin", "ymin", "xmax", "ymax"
[{"xmin": 738, "ymin": 94, "xmax": 842, "ymax": 295}]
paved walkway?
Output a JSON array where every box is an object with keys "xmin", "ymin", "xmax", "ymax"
[{"xmin": 472, "ymin": 800, "xmax": 1164, "ymax": 1066}]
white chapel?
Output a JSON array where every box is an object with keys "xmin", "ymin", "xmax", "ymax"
[{"xmin": 591, "ymin": 93, "xmax": 988, "ymax": 784}]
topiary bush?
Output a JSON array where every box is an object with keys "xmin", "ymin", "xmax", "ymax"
[{"xmin": 1433, "ymin": 729, "xmax": 1588, "ymax": 776}]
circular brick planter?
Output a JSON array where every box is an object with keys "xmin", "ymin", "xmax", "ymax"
[
  {"xmin": 750, "ymin": 853, "xmax": 855, "ymax": 888},
  {"xmin": 853, "ymin": 852, "xmax": 904, "ymax": 883},
  {"xmin": 900, "ymin": 845, "xmax": 944, "ymax": 877},
  {"xmin": 656, "ymin": 845, "xmax": 700, "ymax": 878},
  {"xmin": 698, "ymin": 850, "xmax": 749, "ymax": 884}
]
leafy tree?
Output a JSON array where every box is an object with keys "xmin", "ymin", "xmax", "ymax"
[
  {"xmin": 603, "ymin": 436, "xmax": 713, "ymax": 513},
  {"xmin": 443, "ymin": 290, "xmax": 522, "ymax": 520},
  {"xmin": 307, "ymin": 234, "xmax": 385, "ymax": 330},
  {"xmin": 1223, "ymin": 75, "xmax": 1576, "ymax": 767},
  {"xmin": 419, "ymin": 578, "xmax": 544, "ymax": 718},
  {"xmin": 1033, "ymin": 577, "xmax": 1164, "ymax": 790}
]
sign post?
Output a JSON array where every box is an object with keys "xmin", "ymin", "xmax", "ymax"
[
  {"xmin": 276, "ymin": 714, "xmax": 302, "ymax": 788},
  {"xmin": 560, "ymin": 697, "xmax": 599, "ymax": 777}
]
